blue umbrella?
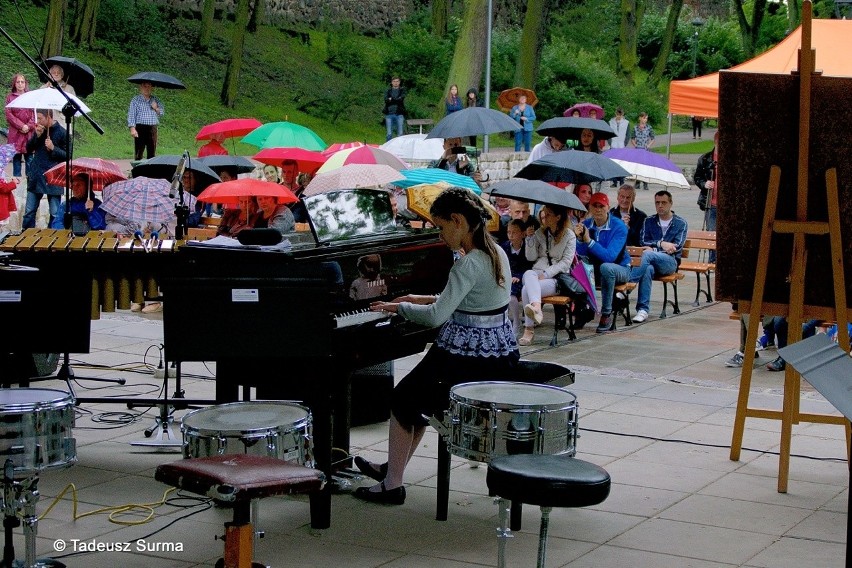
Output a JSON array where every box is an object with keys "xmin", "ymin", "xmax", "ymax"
[{"xmin": 392, "ymin": 168, "xmax": 481, "ymax": 194}]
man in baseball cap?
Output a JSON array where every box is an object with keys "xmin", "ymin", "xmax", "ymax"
[{"xmin": 574, "ymin": 191, "xmax": 631, "ymax": 333}]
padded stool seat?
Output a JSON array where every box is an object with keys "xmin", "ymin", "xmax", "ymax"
[{"xmin": 486, "ymin": 454, "xmax": 610, "ymax": 568}]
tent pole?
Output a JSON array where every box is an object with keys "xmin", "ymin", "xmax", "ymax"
[{"xmin": 667, "ymin": 113, "xmax": 673, "ymax": 159}]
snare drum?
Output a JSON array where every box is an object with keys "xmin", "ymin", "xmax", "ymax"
[
  {"xmin": 181, "ymin": 401, "xmax": 314, "ymax": 467},
  {"xmin": 0, "ymin": 388, "xmax": 76, "ymax": 477},
  {"xmin": 447, "ymin": 382, "xmax": 577, "ymax": 462}
]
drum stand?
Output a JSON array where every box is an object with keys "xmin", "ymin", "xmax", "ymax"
[
  {"xmin": 130, "ymin": 361, "xmax": 195, "ymax": 448},
  {"xmin": 0, "ymin": 461, "xmax": 63, "ymax": 568}
]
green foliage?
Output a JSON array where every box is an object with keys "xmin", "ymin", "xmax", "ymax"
[
  {"xmin": 488, "ymin": 28, "xmax": 521, "ymax": 92},
  {"xmin": 96, "ymin": 0, "xmax": 168, "ymax": 60}
]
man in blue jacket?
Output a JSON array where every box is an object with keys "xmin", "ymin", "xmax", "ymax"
[
  {"xmin": 575, "ymin": 192, "xmax": 630, "ymax": 333},
  {"xmin": 632, "ymin": 190, "xmax": 688, "ymax": 323}
]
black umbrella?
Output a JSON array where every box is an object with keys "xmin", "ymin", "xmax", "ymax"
[
  {"xmin": 42, "ymin": 56, "xmax": 95, "ymax": 98},
  {"xmin": 515, "ymin": 150, "xmax": 629, "ymax": 184},
  {"xmin": 488, "ymin": 179, "xmax": 587, "ymax": 211},
  {"xmin": 426, "ymin": 107, "xmax": 521, "ymax": 140},
  {"xmin": 131, "ymin": 155, "xmax": 220, "ymax": 193},
  {"xmin": 127, "ymin": 71, "xmax": 186, "ymax": 90},
  {"xmin": 536, "ymin": 117, "xmax": 615, "ymax": 141},
  {"xmin": 198, "ymin": 155, "xmax": 257, "ymax": 175}
]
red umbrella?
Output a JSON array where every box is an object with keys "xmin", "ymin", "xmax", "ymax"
[
  {"xmin": 563, "ymin": 102, "xmax": 605, "ymax": 119},
  {"xmin": 322, "ymin": 141, "xmax": 377, "ymax": 155},
  {"xmin": 44, "ymin": 157, "xmax": 127, "ymax": 192},
  {"xmin": 196, "ymin": 118, "xmax": 263, "ymax": 141},
  {"xmin": 196, "ymin": 179, "xmax": 298, "ymax": 205},
  {"xmin": 253, "ymin": 147, "xmax": 327, "ymax": 173}
]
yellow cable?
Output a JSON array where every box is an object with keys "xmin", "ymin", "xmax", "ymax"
[{"xmin": 38, "ymin": 483, "xmax": 178, "ymax": 526}]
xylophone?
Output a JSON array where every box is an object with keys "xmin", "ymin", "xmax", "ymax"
[{"xmin": 0, "ymin": 228, "xmax": 182, "ymax": 319}]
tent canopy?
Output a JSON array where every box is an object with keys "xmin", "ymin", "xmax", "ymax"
[{"xmin": 668, "ymin": 19, "xmax": 852, "ymax": 118}]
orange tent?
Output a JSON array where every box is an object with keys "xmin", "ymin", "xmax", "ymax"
[{"xmin": 668, "ymin": 19, "xmax": 852, "ymax": 118}]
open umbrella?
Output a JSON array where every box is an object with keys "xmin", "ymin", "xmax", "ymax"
[
  {"xmin": 198, "ymin": 155, "xmax": 258, "ymax": 175},
  {"xmin": 196, "ymin": 179, "xmax": 298, "ymax": 205},
  {"xmin": 196, "ymin": 118, "xmax": 262, "ymax": 141},
  {"xmin": 253, "ymin": 147, "xmax": 326, "ymax": 173},
  {"xmin": 391, "ymin": 167, "xmax": 481, "ymax": 194},
  {"xmin": 241, "ymin": 121, "xmax": 326, "ymax": 151},
  {"xmin": 536, "ymin": 117, "xmax": 614, "ymax": 141},
  {"xmin": 601, "ymin": 148, "xmax": 690, "ymax": 189},
  {"xmin": 405, "ymin": 182, "xmax": 499, "ymax": 232},
  {"xmin": 426, "ymin": 107, "xmax": 521, "ymax": 140},
  {"xmin": 44, "ymin": 157, "xmax": 127, "ymax": 192},
  {"xmin": 304, "ymin": 164, "xmax": 401, "ymax": 197},
  {"xmin": 5, "ymin": 89, "xmax": 90, "ymax": 116},
  {"xmin": 496, "ymin": 87, "xmax": 538, "ymax": 112},
  {"xmin": 379, "ymin": 134, "xmax": 444, "ymax": 161},
  {"xmin": 131, "ymin": 155, "xmax": 220, "ymax": 193},
  {"xmin": 317, "ymin": 146, "xmax": 409, "ymax": 173},
  {"xmin": 564, "ymin": 102, "xmax": 605, "ymax": 119},
  {"xmin": 323, "ymin": 141, "xmax": 373, "ymax": 155},
  {"xmin": 101, "ymin": 177, "xmax": 194, "ymax": 224},
  {"xmin": 42, "ymin": 56, "xmax": 95, "ymax": 98},
  {"xmin": 127, "ymin": 72, "xmax": 185, "ymax": 89},
  {"xmin": 488, "ymin": 179, "xmax": 587, "ymax": 211},
  {"xmin": 515, "ymin": 151, "xmax": 629, "ymax": 184}
]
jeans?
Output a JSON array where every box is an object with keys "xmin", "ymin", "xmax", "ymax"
[
  {"xmin": 704, "ymin": 205, "xmax": 717, "ymax": 263},
  {"xmin": 599, "ymin": 263, "xmax": 631, "ymax": 315},
  {"xmin": 22, "ymin": 192, "xmax": 61, "ymax": 229},
  {"xmin": 632, "ymin": 250, "xmax": 678, "ymax": 312},
  {"xmin": 385, "ymin": 114, "xmax": 404, "ymax": 141},
  {"xmin": 514, "ymin": 130, "xmax": 532, "ymax": 152},
  {"xmin": 12, "ymin": 153, "xmax": 27, "ymax": 177},
  {"xmin": 772, "ymin": 317, "xmax": 819, "ymax": 349}
]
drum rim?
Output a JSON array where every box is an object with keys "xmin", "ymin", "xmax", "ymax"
[
  {"xmin": 0, "ymin": 388, "xmax": 74, "ymax": 411},
  {"xmin": 181, "ymin": 401, "xmax": 312, "ymax": 434},
  {"xmin": 450, "ymin": 381, "xmax": 576, "ymax": 408}
]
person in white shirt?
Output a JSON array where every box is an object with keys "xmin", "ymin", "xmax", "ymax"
[{"xmin": 608, "ymin": 107, "xmax": 629, "ymax": 187}]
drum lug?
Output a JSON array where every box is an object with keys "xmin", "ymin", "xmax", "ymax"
[{"xmin": 217, "ymin": 436, "xmax": 227, "ymax": 455}]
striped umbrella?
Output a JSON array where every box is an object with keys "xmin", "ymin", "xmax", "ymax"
[
  {"xmin": 101, "ymin": 177, "xmax": 195, "ymax": 224},
  {"xmin": 317, "ymin": 146, "xmax": 409, "ymax": 174},
  {"xmin": 44, "ymin": 157, "xmax": 127, "ymax": 192},
  {"xmin": 322, "ymin": 141, "xmax": 375, "ymax": 155}
]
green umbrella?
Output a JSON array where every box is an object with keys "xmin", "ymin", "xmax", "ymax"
[{"xmin": 241, "ymin": 121, "xmax": 326, "ymax": 151}]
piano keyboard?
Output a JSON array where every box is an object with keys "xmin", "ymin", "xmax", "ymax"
[{"xmin": 335, "ymin": 308, "xmax": 392, "ymax": 329}]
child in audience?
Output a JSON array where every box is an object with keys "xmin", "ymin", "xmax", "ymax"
[{"xmin": 500, "ymin": 219, "xmax": 533, "ymax": 338}]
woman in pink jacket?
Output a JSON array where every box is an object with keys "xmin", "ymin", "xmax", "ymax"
[{"xmin": 4, "ymin": 73, "xmax": 36, "ymax": 178}]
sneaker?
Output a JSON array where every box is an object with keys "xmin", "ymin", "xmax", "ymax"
[
  {"xmin": 524, "ymin": 303, "xmax": 543, "ymax": 325},
  {"xmin": 632, "ymin": 309, "xmax": 649, "ymax": 323},
  {"xmin": 766, "ymin": 356, "xmax": 786, "ymax": 372},
  {"xmin": 595, "ymin": 314, "xmax": 613, "ymax": 334},
  {"xmin": 725, "ymin": 352, "xmax": 745, "ymax": 367}
]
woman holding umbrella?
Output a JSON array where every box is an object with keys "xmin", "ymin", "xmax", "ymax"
[{"xmin": 5, "ymin": 73, "xmax": 36, "ymax": 178}]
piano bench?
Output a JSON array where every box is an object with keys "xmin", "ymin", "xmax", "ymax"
[{"xmin": 155, "ymin": 455, "xmax": 325, "ymax": 567}]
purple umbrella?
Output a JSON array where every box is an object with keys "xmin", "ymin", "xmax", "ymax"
[{"xmin": 601, "ymin": 148, "xmax": 690, "ymax": 189}]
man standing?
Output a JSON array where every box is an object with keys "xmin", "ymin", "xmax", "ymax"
[
  {"xmin": 127, "ymin": 81, "xmax": 163, "ymax": 161},
  {"xmin": 630, "ymin": 112, "xmax": 655, "ymax": 190},
  {"xmin": 22, "ymin": 109, "xmax": 67, "ymax": 229},
  {"xmin": 574, "ymin": 192, "xmax": 630, "ymax": 333},
  {"xmin": 608, "ymin": 107, "xmax": 629, "ymax": 186},
  {"xmin": 610, "ymin": 183, "xmax": 647, "ymax": 246},
  {"xmin": 631, "ymin": 190, "xmax": 687, "ymax": 323},
  {"xmin": 382, "ymin": 76, "xmax": 406, "ymax": 142}
]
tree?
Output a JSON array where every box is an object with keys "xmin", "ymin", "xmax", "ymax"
[
  {"xmin": 220, "ymin": 0, "xmax": 252, "ymax": 107},
  {"xmin": 70, "ymin": 0, "xmax": 99, "ymax": 49},
  {"xmin": 441, "ymin": 0, "xmax": 488, "ymax": 117},
  {"xmin": 732, "ymin": 0, "xmax": 768, "ymax": 57},
  {"xmin": 197, "ymin": 0, "xmax": 215, "ymax": 51},
  {"xmin": 248, "ymin": 0, "xmax": 265, "ymax": 33},
  {"xmin": 41, "ymin": 0, "xmax": 67, "ymax": 59},
  {"xmin": 787, "ymin": 0, "xmax": 800, "ymax": 32},
  {"xmin": 648, "ymin": 0, "xmax": 683, "ymax": 86},
  {"xmin": 432, "ymin": 0, "xmax": 448, "ymax": 38},
  {"xmin": 617, "ymin": 0, "xmax": 645, "ymax": 82},
  {"xmin": 513, "ymin": 0, "xmax": 549, "ymax": 89}
]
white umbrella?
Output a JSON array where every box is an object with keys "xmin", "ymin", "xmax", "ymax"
[
  {"xmin": 379, "ymin": 134, "xmax": 444, "ymax": 161},
  {"xmin": 5, "ymin": 88, "xmax": 91, "ymax": 116}
]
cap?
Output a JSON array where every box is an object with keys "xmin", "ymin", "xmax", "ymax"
[{"xmin": 589, "ymin": 192, "xmax": 609, "ymax": 208}]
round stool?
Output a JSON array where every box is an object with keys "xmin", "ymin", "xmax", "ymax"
[{"xmin": 486, "ymin": 454, "xmax": 610, "ymax": 568}]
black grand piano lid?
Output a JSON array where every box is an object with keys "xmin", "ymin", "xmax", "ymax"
[{"xmin": 304, "ymin": 189, "xmax": 401, "ymax": 243}]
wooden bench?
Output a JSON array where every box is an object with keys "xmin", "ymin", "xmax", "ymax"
[
  {"xmin": 623, "ymin": 246, "xmax": 685, "ymax": 319},
  {"xmin": 539, "ymin": 295, "xmax": 576, "ymax": 346},
  {"xmin": 407, "ymin": 118, "xmax": 434, "ymax": 134},
  {"xmin": 681, "ymin": 230, "xmax": 716, "ymax": 306}
]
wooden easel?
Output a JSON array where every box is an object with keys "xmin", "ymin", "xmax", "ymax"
[{"xmin": 728, "ymin": 3, "xmax": 852, "ymax": 493}]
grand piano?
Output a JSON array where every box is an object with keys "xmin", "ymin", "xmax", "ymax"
[{"xmin": 161, "ymin": 189, "xmax": 454, "ymax": 529}]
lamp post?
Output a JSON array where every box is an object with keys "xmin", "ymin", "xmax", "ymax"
[{"xmin": 691, "ymin": 17, "xmax": 705, "ymax": 78}]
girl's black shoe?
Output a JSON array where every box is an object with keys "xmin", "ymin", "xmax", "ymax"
[
  {"xmin": 353, "ymin": 482, "xmax": 406, "ymax": 505},
  {"xmin": 354, "ymin": 456, "xmax": 388, "ymax": 482}
]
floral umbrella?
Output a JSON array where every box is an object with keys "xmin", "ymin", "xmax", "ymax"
[
  {"xmin": 316, "ymin": 146, "xmax": 409, "ymax": 174},
  {"xmin": 44, "ymin": 157, "xmax": 127, "ymax": 192},
  {"xmin": 241, "ymin": 121, "xmax": 326, "ymax": 151}
]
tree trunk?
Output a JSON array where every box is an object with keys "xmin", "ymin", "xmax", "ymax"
[
  {"xmin": 617, "ymin": 0, "xmax": 645, "ymax": 81},
  {"xmin": 220, "ymin": 0, "xmax": 252, "ymax": 108},
  {"xmin": 40, "ymin": 0, "xmax": 67, "ymax": 59},
  {"xmin": 732, "ymin": 0, "xmax": 767, "ymax": 57},
  {"xmin": 441, "ymin": 0, "xmax": 488, "ymax": 118},
  {"xmin": 648, "ymin": 0, "xmax": 683, "ymax": 85},
  {"xmin": 432, "ymin": 0, "xmax": 448, "ymax": 38},
  {"xmin": 513, "ymin": 0, "xmax": 549, "ymax": 89},
  {"xmin": 197, "ymin": 0, "xmax": 215, "ymax": 50},
  {"xmin": 70, "ymin": 0, "xmax": 99, "ymax": 48},
  {"xmin": 248, "ymin": 0, "xmax": 265, "ymax": 33}
]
